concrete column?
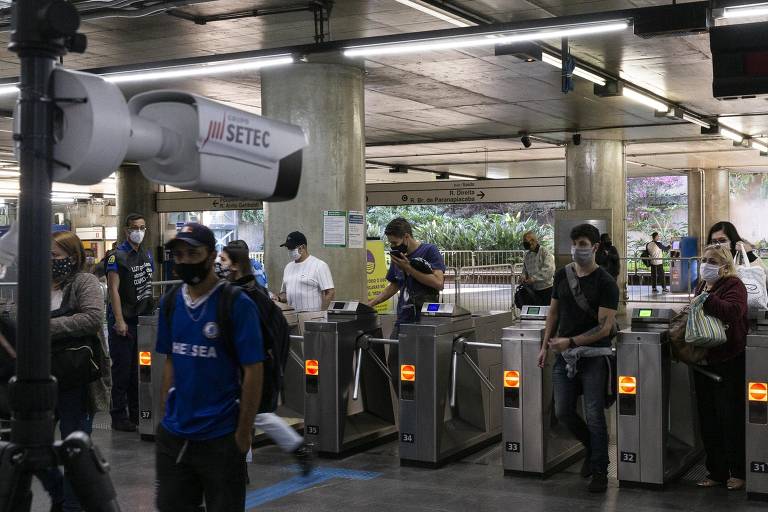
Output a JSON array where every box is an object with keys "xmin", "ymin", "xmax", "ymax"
[
  {"xmin": 566, "ymin": 140, "xmax": 627, "ymax": 298},
  {"xmin": 116, "ymin": 164, "xmax": 161, "ymax": 279},
  {"xmin": 687, "ymin": 169, "xmax": 704, "ymax": 252},
  {"xmin": 703, "ymin": 168, "xmax": 730, "ymax": 240},
  {"xmin": 261, "ymin": 54, "xmax": 366, "ymax": 302}
]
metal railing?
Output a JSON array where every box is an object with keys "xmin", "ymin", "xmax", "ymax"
[
  {"xmin": 622, "ymin": 256, "xmax": 698, "ymax": 304},
  {"xmin": 443, "ymin": 264, "xmax": 517, "ymax": 313}
]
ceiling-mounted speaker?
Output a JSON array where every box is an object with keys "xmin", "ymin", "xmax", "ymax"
[
  {"xmin": 633, "ymin": 3, "xmax": 709, "ymax": 38},
  {"xmin": 711, "ymin": 21, "xmax": 768, "ymax": 99}
]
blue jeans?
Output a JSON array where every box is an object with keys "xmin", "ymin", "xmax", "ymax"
[
  {"xmin": 37, "ymin": 385, "xmax": 90, "ymax": 511},
  {"xmin": 552, "ymin": 354, "xmax": 609, "ymax": 474}
]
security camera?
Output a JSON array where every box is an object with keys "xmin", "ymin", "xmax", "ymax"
[
  {"xmin": 573, "ymin": 133, "xmax": 582, "ymax": 146},
  {"xmin": 18, "ymin": 68, "xmax": 307, "ymax": 201},
  {"xmin": 521, "ymin": 134, "xmax": 532, "ymax": 148}
]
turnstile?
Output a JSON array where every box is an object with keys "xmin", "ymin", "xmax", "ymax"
[
  {"xmin": 501, "ymin": 305, "xmax": 585, "ymax": 477},
  {"xmin": 138, "ymin": 314, "xmax": 163, "ymax": 441},
  {"xmin": 616, "ymin": 307, "xmax": 703, "ymax": 488},
  {"xmin": 398, "ymin": 304, "xmax": 512, "ymax": 467},
  {"xmin": 302, "ymin": 301, "xmax": 397, "ymax": 456},
  {"xmin": 747, "ymin": 310, "xmax": 768, "ymax": 501}
]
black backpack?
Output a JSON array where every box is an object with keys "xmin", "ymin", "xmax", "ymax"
[
  {"xmin": 162, "ymin": 280, "xmax": 290, "ymax": 414},
  {"xmin": 640, "ymin": 243, "xmax": 651, "ymax": 267}
]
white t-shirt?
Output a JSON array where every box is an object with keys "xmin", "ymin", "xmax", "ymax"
[{"xmin": 281, "ymin": 255, "xmax": 334, "ymax": 312}]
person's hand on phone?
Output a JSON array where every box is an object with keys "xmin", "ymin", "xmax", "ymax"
[{"xmin": 391, "ymin": 251, "xmax": 411, "ymax": 271}]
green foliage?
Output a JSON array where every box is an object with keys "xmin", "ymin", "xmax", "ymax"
[
  {"xmin": 626, "ymin": 177, "xmax": 688, "ymax": 256},
  {"xmin": 240, "ymin": 210, "xmax": 264, "ymax": 224},
  {"xmin": 730, "ymin": 173, "xmax": 755, "ymax": 198},
  {"xmin": 367, "ymin": 206, "xmax": 553, "ymax": 251}
]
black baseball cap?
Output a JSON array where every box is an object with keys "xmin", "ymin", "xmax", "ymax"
[
  {"xmin": 280, "ymin": 231, "xmax": 307, "ymax": 250},
  {"xmin": 165, "ymin": 223, "xmax": 216, "ymax": 252}
]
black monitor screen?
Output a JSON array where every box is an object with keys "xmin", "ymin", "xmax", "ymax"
[{"xmin": 332, "ymin": 302, "xmax": 345, "ymax": 310}]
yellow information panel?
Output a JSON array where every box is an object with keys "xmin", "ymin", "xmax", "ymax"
[{"xmin": 367, "ymin": 240, "xmax": 393, "ymax": 313}]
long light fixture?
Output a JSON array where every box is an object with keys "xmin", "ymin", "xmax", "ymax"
[
  {"xmin": 622, "ymin": 87, "xmax": 669, "ymax": 112},
  {"xmin": 681, "ymin": 112, "xmax": 710, "ymax": 129},
  {"xmin": 721, "ymin": 2, "xmax": 768, "ymax": 18},
  {"xmin": 751, "ymin": 139, "xmax": 768, "ymax": 153},
  {"xmin": 720, "ymin": 127, "xmax": 744, "ymax": 143},
  {"xmin": 541, "ymin": 52, "xmax": 606, "ymax": 86},
  {"xmin": 393, "ymin": 0, "xmax": 477, "ymax": 27},
  {"xmin": 343, "ymin": 20, "xmax": 630, "ymax": 57},
  {"xmin": 0, "ymin": 54, "xmax": 294, "ymax": 95}
]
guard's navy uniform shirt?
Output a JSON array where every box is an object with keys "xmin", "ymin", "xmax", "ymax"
[
  {"xmin": 106, "ymin": 241, "xmax": 154, "ymax": 322},
  {"xmin": 156, "ymin": 284, "xmax": 265, "ymax": 440}
]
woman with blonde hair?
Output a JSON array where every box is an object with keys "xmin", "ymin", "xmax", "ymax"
[{"xmin": 693, "ymin": 243, "xmax": 748, "ymax": 491}]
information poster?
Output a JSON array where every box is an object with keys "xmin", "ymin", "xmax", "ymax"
[
  {"xmin": 348, "ymin": 211, "xmax": 365, "ymax": 249},
  {"xmin": 323, "ymin": 210, "xmax": 347, "ymax": 247},
  {"xmin": 367, "ymin": 240, "xmax": 393, "ymax": 313}
]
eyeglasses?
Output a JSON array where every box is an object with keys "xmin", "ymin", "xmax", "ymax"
[
  {"xmin": 713, "ymin": 238, "xmax": 729, "ymax": 245},
  {"xmin": 701, "ymin": 258, "xmax": 721, "ymax": 265}
]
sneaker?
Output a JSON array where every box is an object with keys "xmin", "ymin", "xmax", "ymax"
[
  {"xmin": 112, "ymin": 418, "xmax": 137, "ymax": 432},
  {"xmin": 662, "ymin": 288, "xmax": 669, "ymax": 293},
  {"xmin": 293, "ymin": 443, "xmax": 314, "ymax": 477},
  {"xmin": 588, "ymin": 472, "xmax": 608, "ymax": 493},
  {"xmin": 651, "ymin": 288, "xmax": 659, "ymax": 294},
  {"xmin": 580, "ymin": 458, "xmax": 592, "ymax": 479}
]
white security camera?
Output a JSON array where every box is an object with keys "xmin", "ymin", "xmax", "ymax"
[{"xmin": 17, "ymin": 68, "xmax": 307, "ymax": 201}]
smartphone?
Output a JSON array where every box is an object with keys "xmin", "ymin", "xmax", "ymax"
[{"xmin": 389, "ymin": 250, "xmax": 403, "ymax": 258}]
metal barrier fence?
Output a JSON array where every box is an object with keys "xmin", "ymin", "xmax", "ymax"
[
  {"xmin": 623, "ymin": 256, "xmax": 698, "ymax": 304},
  {"xmin": 442, "ymin": 264, "xmax": 517, "ymax": 313}
]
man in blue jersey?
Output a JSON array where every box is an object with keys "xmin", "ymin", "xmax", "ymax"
[{"xmin": 155, "ymin": 223, "xmax": 264, "ymax": 512}]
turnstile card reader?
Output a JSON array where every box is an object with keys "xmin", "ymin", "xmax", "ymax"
[
  {"xmin": 138, "ymin": 314, "xmax": 164, "ymax": 441},
  {"xmin": 616, "ymin": 308, "xmax": 703, "ymax": 487},
  {"xmin": 398, "ymin": 303, "xmax": 510, "ymax": 467},
  {"xmin": 303, "ymin": 300, "xmax": 397, "ymax": 456},
  {"xmin": 747, "ymin": 333, "xmax": 768, "ymax": 501},
  {"xmin": 502, "ymin": 305, "xmax": 585, "ymax": 477}
]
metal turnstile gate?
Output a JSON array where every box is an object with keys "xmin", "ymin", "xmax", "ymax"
[
  {"xmin": 616, "ymin": 307, "xmax": 703, "ymax": 487},
  {"xmin": 303, "ymin": 301, "xmax": 397, "ymax": 456},
  {"xmin": 138, "ymin": 314, "xmax": 163, "ymax": 441},
  {"xmin": 501, "ymin": 305, "xmax": 585, "ymax": 477},
  {"xmin": 398, "ymin": 304, "xmax": 512, "ymax": 467},
  {"xmin": 747, "ymin": 311, "xmax": 768, "ymax": 501}
]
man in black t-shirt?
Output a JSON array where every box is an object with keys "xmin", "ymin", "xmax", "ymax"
[
  {"xmin": 538, "ymin": 223, "xmax": 619, "ymax": 493},
  {"xmin": 107, "ymin": 213, "xmax": 155, "ymax": 432}
]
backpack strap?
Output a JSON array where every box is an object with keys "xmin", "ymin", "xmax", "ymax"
[
  {"xmin": 216, "ymin": 282, "xmax": 241, "ymax": 366},
  {"xmin": 161, "ymin": 283, "xmax": 183, "ymax": 336},
  {"xmin": 564, "ymin": 263, "xmax": 598, "ymax": 321}
]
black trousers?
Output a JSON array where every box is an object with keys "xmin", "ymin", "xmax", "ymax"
[
  {"xmin": 108, "ymin": 321, "xmax": 138, "ymax": 422},
  {"xmin": 650, "ymin": 264, "xmax": 665, "ymax": 289},
  {"xmin": 156, "ymin": 426, "xmax": 248, "ymax": 512},
  {"xmin": 693, "ymin": 354, "xmax": 746, "ymax": 481}
]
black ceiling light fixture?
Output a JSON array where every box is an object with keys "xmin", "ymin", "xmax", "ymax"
[
  {"xmin": 436, "ymin": 172, "xmax": 450, "ymax": 180},
  {"xmin": 389, "ymin": 164, "xmax": 409, "ymax": 173},
  {"xmin": 521, "ymin": 133, "xmax": 532, "ymax": 148}
]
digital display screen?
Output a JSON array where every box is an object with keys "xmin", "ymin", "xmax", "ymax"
[
  {"xmin": 332, "ymin": 302, "xmax": 345, "ymax": 310},
  {"xmin": 527, "ymin": 307, "xmax": 540, "ymax": 315},
  {"xmin": 427, "ymin": 304, "xmax": 441, "ymax": 312},
  {"xmin": 638, "ymin": 310, "xmax": 653, "ymax": 318}
]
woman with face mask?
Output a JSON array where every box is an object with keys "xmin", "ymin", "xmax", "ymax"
[
  {"xmin": 707, "ymin": 221, "xmax": 760, "ymax": 263},
  {"xmin": 692, "ymin": 243, "xmax": 748, "ymax": 491},
  {"xmin": 36, "ymin": 231, "xmax": 111, "ymax": 512}
]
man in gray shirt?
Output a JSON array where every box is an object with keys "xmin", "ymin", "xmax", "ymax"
[{"xmin": 520, "ymin": 231, "xmax": 555, "ymax": 306}]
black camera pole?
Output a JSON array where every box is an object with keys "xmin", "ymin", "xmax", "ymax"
[{"xmin": 0, "ymin": 1, "xmax": 120, "ymax": 510}]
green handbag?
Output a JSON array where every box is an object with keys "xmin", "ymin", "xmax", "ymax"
[{"xmin": 685, "ymin": 292, "xmax": 728, "ymax": 348}]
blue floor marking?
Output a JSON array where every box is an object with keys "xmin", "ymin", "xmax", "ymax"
[{"xmin": 246, "ymin": 466, "xmax": 381, "ymax": 509}]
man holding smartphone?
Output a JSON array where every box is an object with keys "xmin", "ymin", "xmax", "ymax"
[{"xmin": 368, "ymin": 217, "xmax": 446, "ymax": 335}]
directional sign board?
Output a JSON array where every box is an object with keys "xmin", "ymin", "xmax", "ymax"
[
  {"xmin": 366, "ymin": 177, "xmax": 565, "ymax": 206},
  {"xmin": 156, "ymin": 191, "xmax": 263, "ymax": 212}
]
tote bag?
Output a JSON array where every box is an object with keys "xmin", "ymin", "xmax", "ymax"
[
  {"xmin": 685, "ymin": 292, "xmax": 728, "ymax": 348},
  {"xmin": 735, "ymin": 247, "xmax": 768, "ymax": 310}
]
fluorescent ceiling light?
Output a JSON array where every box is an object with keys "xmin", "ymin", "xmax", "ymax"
[
  {"xmin": 343, "ymin": 21, "xmax": 629, "ymax": 57},
  {"xmin": 681, "ymin": 113, "xmax": 710, "ymax": 129},
  {"xmin": 622, "ymin": 87, "xmax": 668, "ymax": 112},
  {"xmin": 0, "ymin": 85, "xmax": 17, "ymax": 97},
  {"xmin": 722, "ymin": 2, "xmax": 768, "ymax": 18},
  {"xmin": 751, "ymin": 139, "xmax": 768, "ymax": 153},
  {"xmin": 720, "ymin": 127, "xmax": 744, "ymax": 143},
  {"xmin": 103, "ymin": 55, "xmax": 294, "ymax": 84},
  {"xmin": 541, "ymin": 52, "xmax": 606, "ymax": 86},
  {"xmin": 393, "ymin": 0, "xmax": 477, "ymax": 27}
]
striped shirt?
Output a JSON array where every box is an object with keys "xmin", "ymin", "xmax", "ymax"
[{"xmin": 281, "ymin": 255, "xmax": 334, "ymax": 312}]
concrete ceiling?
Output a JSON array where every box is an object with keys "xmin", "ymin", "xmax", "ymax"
[{"xmin": 0, "ymin": 0, "xmax": 764, "ymax": 191}]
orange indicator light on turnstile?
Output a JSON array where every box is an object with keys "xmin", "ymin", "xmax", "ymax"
[
  {"xmin": 138, "ymin": 352, "xmax": 151, "ymax": 366},
  {"xmin": 749, "ymin": 382, "xmax": 768, "ymax": 402},
  {"xmin": 401, "ymin": 364, "xmax": 416, "ymax": 381},
  {"xmin": 619, "ymin": 376, "xmax": 637, "ymax": 395},
  {"xmin": 305, "ymin": 360, "xmax": 319, "ymax": 376},
  {"xmin": 503, "ymin": 370, "xmax": 520, "ymax": 388}
]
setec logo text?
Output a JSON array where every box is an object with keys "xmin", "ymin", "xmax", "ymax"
[{"xmin": 203, "ymin": 113, "xmax": 271, "ymax": 148}]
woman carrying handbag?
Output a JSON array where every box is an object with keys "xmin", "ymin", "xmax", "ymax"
[{"xmin": 693, "ymin": 243, "xmax": 748, "ymax": 491}]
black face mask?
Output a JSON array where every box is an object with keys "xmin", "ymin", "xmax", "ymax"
[
  {"xmin": 175, "ymin": 260, "xmax": 211, "ymax": 286},
  {"xmin": 52, "ymin": 257, "xmax": 75, "ymax": 280},
  {"xmin": 523, "ymin": 241, "xmax": 532, "ymax": 251},
  {"xmin": 391, "ymin": 241, "xmax": 408, "ymax": 254}
]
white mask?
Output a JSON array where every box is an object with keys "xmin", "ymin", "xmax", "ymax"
[
  {"xmin": 700, "ymin": 263, "xmax": 722, "ymax": 283},
  {"xmin": 288, "ymin": 248, "xmax": 300, "ymax": 261},
  {"xmin": 129, "ymin": 229, "xmax": 145, "ymax": 245}
]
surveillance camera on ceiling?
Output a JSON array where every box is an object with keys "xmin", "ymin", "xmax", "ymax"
[{"xmin": 16, "ymin": 68, "xmax": 307, "ymax": 201}]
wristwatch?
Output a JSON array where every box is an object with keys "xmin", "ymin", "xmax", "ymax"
[{"xmin": 569, "ymin": 338, "xmax": 577, "ymax": 349}]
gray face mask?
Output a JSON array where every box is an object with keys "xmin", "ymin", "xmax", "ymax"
[{"xmin": 571, "ymin": 246, "xmax": 594, "ymax": 266}]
